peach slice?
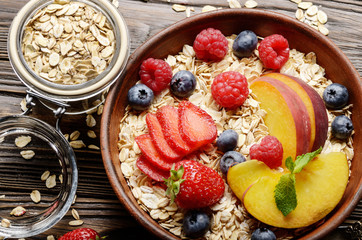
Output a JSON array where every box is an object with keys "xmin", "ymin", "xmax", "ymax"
[
  {"xmin": 263, "ymin": 73, "xmax": 328, "ymax": 152},
  {"xmin": 285, "ymin": 74, "xmax": 328, "ymax": 151},
  {"xmin": 234, "ymin": 152, "xmax": 349, "ymax": 228},
  {"xmin": 250, "ymin": 78, "xmax": 311, "ymax": 164},
  {"xmin": 227, "ymin": 160, "xmax": 284, "ymax": 202},
  {"xmin": 263, "ymin": 73, "xmax": 315, "ymax": 152}
]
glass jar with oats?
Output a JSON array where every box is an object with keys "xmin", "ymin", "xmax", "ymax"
[{"xmin": 8, "ymin": 0, "xmax": 129, "ymax": 114}]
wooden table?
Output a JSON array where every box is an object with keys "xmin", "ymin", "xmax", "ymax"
[{"xmin": 0, "ymin": 0, "xmax": 361, "ymax": 239}]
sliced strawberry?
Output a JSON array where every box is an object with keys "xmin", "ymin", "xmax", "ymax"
[
  {"xmin": 179, "ymin": 101, "xmax": 217, "ymax": 148},
  {"xmin": 136, "ymin": 155, "xmax": 170, "ymax": 182},
  {"xmin": 135, "ymin": 134, "xmax": 173, "ymax": 171},
  {"xmin": 156, "ymin": 106, "xmax": 191, "ymax": 155},
  {"xmin": 146, "ymin": 113, "xmax": 182, "ymax": 162}
]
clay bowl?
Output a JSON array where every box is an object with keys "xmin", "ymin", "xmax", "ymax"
[{"xmin": 100, "ymin": 9, "xmax": 362, "ymax": 240}]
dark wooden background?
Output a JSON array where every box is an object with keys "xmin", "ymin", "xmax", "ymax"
[{"xmin": 0, "ymin": 0, "xmax": 361, "ymax": 239}]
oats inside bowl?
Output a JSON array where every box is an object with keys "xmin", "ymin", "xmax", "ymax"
[{"xmin": 117, "ymin": 35, "xmax": 354, "ymax": 239}]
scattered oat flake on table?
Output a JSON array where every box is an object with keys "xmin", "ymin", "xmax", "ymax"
[
  {"xmin": 20, "ymin": 150, "xmax": 35, "ymax": 160},
  {"xmin": 172, "ymin": 4, "xmax": 187, "ymax": 12},
  {"xmin": 0, "ymin": 195, "xmax": 5, "ymax": 198},
  {"xmin": 70, "ymin": 140, "xmax": 86, "ymax": 149},
  {"xmin": 202, "ymin": 5, "xmax": 217, "ymax": 12},
  {"xmin": 298, "ymin": 1, "xmax": 313, "ymax": 10},
  {"xmin": 1, "ymin": 218, "xmax": 10, "ymax": 228},
  {"xmin": 318, "ymin": 24, "xmax": 329, "ymax": 35},
  {"xmin": 30, "ymin": 190, "xmax": 41, "ymax": 203},
  {"xmin": 290, "ymin": 0, "xmax": 302, "ymax": 3},
  {"xmin": 295, "ymin": 9, "xmax": 304, "ymax": 21},
  {"xmin": 88, "ymin": 144, "xmax": 100, "ymax": 150},
  {"xmin": 306, "ymin": 5, "xmax": 318, "ymax": 16},
  {"xmin": 46, "ymin": 174, "xmax": 57, "ymax": 189},
  {"xmin": 87, "ymin": 130, "xmax": 97, "ymax": 139},
  {"xmin": 15, "ymin": 136, "xmax": 31, "ymax": 148},
  {"xmin": 69, "ymin": 219, "xmax": 84, "ymax": 226},
  {"xmin": 47, "ymin": 235, "xmax": 55, "ymax": 240},
  {"xmin": 10, "ymin": 206, "xmax": 26, "ymax": 217},
  {"xmin": 41, "ymin": 170, "xmax": 50, "ymax": 181},
  {"xmin": 70, "ymin": 130, "xmax": 81, "ymax": 141},
  {"xmin": 245, "ymin": 0, "xmax": 258, "ymax": 8},
  {"xmin": 86, "ymin": 114, "xmax": 96, "ymax": 127},
  {"xmin": 228, "ymin": 0, "xmax": 241, "ymax": 8},
  {"xmin": 317, "ymin": 10, "xmax": 328, "ymax": 24},
  {"xmin": 72, "ymin": 208, "xmax": 80, "ymax": 220}
]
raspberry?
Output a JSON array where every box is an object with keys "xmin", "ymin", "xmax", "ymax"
[
  {"xmin": 139, "ymin": 58, "xmax": 173, "ymax": 92},
  {"xmin": 258, "ymin": 34, "xmax": 290, "ymax": 70},
  {"xmin": 193, "ymin": 28, "xmax": 228, "ymax": 62},
  {"xmin": 249, "ymin": 136, "xmax": 283, "ymax": 169},
  {"xmin": 211, "ymin": 71, "xmax": 249, "ymax": 109}
]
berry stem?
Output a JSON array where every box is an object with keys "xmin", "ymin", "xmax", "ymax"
[{"xmin": 165, "ymin": 164, "xmax": 185, "ymax": 204}]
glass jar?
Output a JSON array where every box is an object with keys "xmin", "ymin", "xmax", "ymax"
[
  {"xmin": 8, "ymin": 0, "xmax": 129, "ymax": 114},
  {"xmin": 0, "ymin": 115, "xmax": 78, "ymax": 239}
]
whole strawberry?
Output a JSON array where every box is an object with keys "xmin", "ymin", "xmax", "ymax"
[
  {"xmin": 165, "ymin": 160, "xmax": 225, "ymax": 209},
  {"xmin": 58, "ymin": 228, "xmax": 101, "ymax": 240}
]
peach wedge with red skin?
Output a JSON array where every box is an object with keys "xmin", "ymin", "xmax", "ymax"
[
  {"xmin": 263, "ymin": 73, "xmax": 328, "ymax": 152},
  {"xmin": 250, "ymin": 73, "xmax": 328, "ymax": 164},
  {"xmin": 250, "ymin": 77, "xmax": 311, "ymax": 165},
  {"xmin": 227, "ymin": 152, "xmax": 349, "ymax": 228}
]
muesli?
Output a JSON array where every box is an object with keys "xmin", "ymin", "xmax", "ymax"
[{"xmin": 117, "ymin": 32, "xmax": 353, "ymax": 239}]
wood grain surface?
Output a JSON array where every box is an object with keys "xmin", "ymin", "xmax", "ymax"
[{"xmin": 0, "ymin": 0, "xmax": 361, "ymax": 239}]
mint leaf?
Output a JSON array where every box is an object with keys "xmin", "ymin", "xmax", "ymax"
[
  {"xmin": 285, "ymin": 156, "xmax": 295, "ymax": 172},
  {"xmin": 274, "ymin": 173, "xmax": 297, "ymax": 216},
  {"xmin": 293, "ymin": 147, "xmax": 322, "ymax": 173}
]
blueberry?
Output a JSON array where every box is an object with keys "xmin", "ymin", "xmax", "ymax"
[
  {"xmin": 251, "ymin": 228, "xmax": 276, "ymax": 240},
  {"xmin": 217, "ymin": 129, "xmax": 239, "ymax": 152},
  {"xmin": 170, "ymin": 70, "xmax": 196, "ymax": 98},
  {"xmin": 183, "ymin": 210, "xmax": 210, "ymax": 239},
  {"xmin": 323, "ymin": 83, "xmax": 349, "ymax": 109},
  {"xmin": 127, "ymin": 83, "xmax": 154, "ymax": 111},
  {"xmin": 220, "ymin": 151, "xmax": 246, "ymax": 175},
  {"xmin": 331, "ymin": 115, "xmax": 353, "ymax": 140},
  {"xmin": 232, "ymin": 30, "xmax": 258, "ymax": 58}
]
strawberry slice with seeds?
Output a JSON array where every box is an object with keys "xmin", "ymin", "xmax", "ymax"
[
  {"xmin": 146, "ymin": 113, "xmax": 182, "ymax": 162},
  {"xmin": 136, "ymin": 155, "xmax": 170, "ymax": 182},
  {"xmin": 156, "ymin": 106, "xmax": 191, "ymax": 155},
  {"xmin": 135, "ymin": 134, "xmax": 173, "ymax": 171},
  {"xmin": 179, "ymin": 101, "xmax": 217, "ymax": 148}
]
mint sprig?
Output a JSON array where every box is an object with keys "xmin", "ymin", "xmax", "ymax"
[
  {"xmin": 274, "ymin": 173, "xmax": 297, "ymax": 216},
  {"xmin": 274, "ymin": 147, "xmax": 322, "ymax": 216}
]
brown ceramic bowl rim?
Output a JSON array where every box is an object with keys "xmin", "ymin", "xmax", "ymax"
[{"xmin": 101, "ymin": 8, "xmax": 362, "ymax": 240}]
